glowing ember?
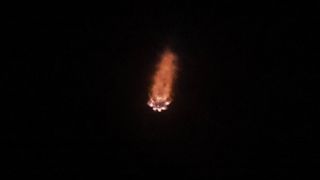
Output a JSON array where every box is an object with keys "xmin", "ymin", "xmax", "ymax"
[{"xmin": 147, "ymin": 49, "xmax": 177, "ymax": 112}]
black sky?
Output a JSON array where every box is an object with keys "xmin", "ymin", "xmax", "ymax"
[{"xmin": 4, "ymin": 3, "xmax": 318, "ymax": 178}]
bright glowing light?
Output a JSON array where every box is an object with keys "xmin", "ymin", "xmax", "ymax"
[{"xmin": 147, "ymin": 49, "xmax": 177, "ymax": 112}]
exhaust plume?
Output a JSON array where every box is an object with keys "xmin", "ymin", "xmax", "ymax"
[{"xmin": 147, "ymin": 49, "xmax": 177, "ymax": 112}]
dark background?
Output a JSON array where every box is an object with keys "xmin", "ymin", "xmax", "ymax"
[{"xmin": 4, "ymin": 2, "xmax": 318, "ymax": 178}]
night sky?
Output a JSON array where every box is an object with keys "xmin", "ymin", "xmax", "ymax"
[{"xmin": 4, "ymin": 3, "xmax": 317, "ymax": 178}]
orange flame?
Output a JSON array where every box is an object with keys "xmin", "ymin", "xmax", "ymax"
[{"xmin": 148, "ymin": 49, "xmax": 177, "ymax": 112}]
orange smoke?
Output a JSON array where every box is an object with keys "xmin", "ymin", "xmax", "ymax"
[{"xmin": 147, "ymin": 49, "xmax": 177, "ymax": 112}]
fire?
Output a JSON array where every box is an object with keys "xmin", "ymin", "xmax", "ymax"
[{"xmin": 148, "ymin": 49, "xmax": 177, "ymax": 112}]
